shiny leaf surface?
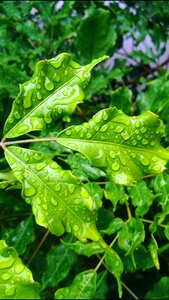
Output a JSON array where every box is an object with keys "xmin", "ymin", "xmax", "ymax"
[
  {"xmin": 5, "ymin": 146, "xmax": 100, "ymax": 242},
  {"xmin": 0, "ymin": 240, "xmax": 40, "ymax": 299},
  {"xmin": 54, "ymin": 269, "xmax": 97, "ymax": 299},
  {"xmin": 57, "ymin": 107, "xmax": 169, "ymax": 185},
  {"xmin": 4, "ymin": 53, "xmax": 107, "ymax": 138}
]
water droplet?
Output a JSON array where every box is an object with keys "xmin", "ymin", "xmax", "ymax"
[
  {"xmin": 50, "ymin": 162, "xmax": 59, "ymax": 169},
  {"xmin": 111, "ymin": 161, "xmax": 120, "ymax": 171},
  {"xmin": 24, "ymin": 183, "xmax": 37, "ymax": 197},
  {"xmin": 41, "ymin": 70, "xmax": 45, "ymax": 76},
  {"xmin": 150, "ymin": 141, "xmax": 155, "ymax": 147},
  {"xmin": 136, "ymin": 135, "xmax": 142, "ymax": 141},
  {"xmin": 44, "ymin": 77, "xmax": 54, "ymax": 91},
  {"xmin": 80, "ymin": 132, "xmax": 84, "ymax": 138},
  {"xmin": 14, "ymin": 111, "xmax": 20, "ymax": 119},
  {"xmin": 55, "ymin": 183, "xmax": 61, "ymax": 192},
  {"xmin": 109, "ymin": 150, "xmax": 116, "ymax": 158},
  {"xmin": 94, "ymin": 125, "xmax": 100, "ymax": 131},
  {"xmin": 81, "ymin": 187, "xmax": 89, "ymax": 198},
  {"xmin": 53, "ymin": 74, "xmax": 61, "ymax": 82},
  {"xmin": 33, "ymin": 153, "xmax": 43, "ymax": 161},
  {"xmin": 8, "ymin": 117, "xmax": 15, "ymax": 124},
  {"xmin": 36, "ymin": 83, "xmax": 41, "ymax": 89},
  {"xmin": 23, "ymin": 152, "xmax": 30, "ymax": 162},
  {"xmin": 141, "ymin": 127, "xmax": 147, "ymax": 133},
  {"xmin": 17, "ymin": 124, "xmax": 30, "ymax": 135},
  {"xmin": 131, "ymin": 152, "xmax": 136, "ymax": 158},
  {"xmin": 43, "ymin": 204, "xmax": 47, "ymax": 210},
  {"xmin": 86, "ymin": 133, "xmax": 92, "ymax": 138},
  {"xmin": 132, "ymin": 140, "xmax": 137, "ymax": 146},
  {"xmin": 121, "ymin": 131, "xmax": 130, "ymax": 140},
  {"xmin": 74, "ymin": 126, "xmax": 81, "ymax": 133},
  {"xmin": 102, "ymin": 112, "xmax": 109, "ymax": 121},
  {"xmin": 68, "ymin": 185, "xmax": 76, "ymax": 194},
  {"xmin": 2, "ymin": 273, "xmax": 13, "ymax": 280},
  {"xmin": 152, "ymin": 156, "xmax": 158, "ymax": 162},
  {"xmin": 44, "ymin": 112, "xmax": 52, "ymax": 124},
  {"xmin": 66, "ymin": 130, "xmax": 72, "ymax": 136},
  {"xmin": 63, "ymin": 89, "xmax": 68, "ymax": 96},
  {"xmin": 57, "ymin": 107, "xmax": 63, "ymax": 114},
  {"xmin": 114, "ymin": 125, "xmax": 124, "ymax": 133},
  {"xmin": 15, "ymin": 263, "xmax": 24, "ymax": 274},
  {"xmin": 119, "ymin": 155, "xmax": 126, "ymax": 166},
  {"xmin": 37, "ymin": 92, "xmax": 42, "ymax": 100},
  {"xmin": 16, "ymin": 148, "xmax": 22, "ymax": 155},
  {"xmin": 135, "ymin": 122, "xmax": 141, "ymax": 128},
  {"xmin": 35, "ymin": 162, "xmax": 47, "ymax": 171},
  {"xmin": 100, "ymin": 124, "xmax": 108, "ymax": 132},
  {"xmin": 64, "ymin": 70, "xmax": 68, "ymax": 76},
  {"xmin": 73, "ymin": 225, "xmax": 79, "ymax": 231},
  {"xmin": 142, "ymin": 139, "xmax": 149, "ymax": 145},
  {"xmin": 51, "ymin": 198, "xmax": 58, "ymax": 206},
  {"xmin": 140, "ymin": 155, "xmax": 149, "ymax": 166}
]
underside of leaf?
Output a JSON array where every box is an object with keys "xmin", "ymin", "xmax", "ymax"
[
  {"xmin": 4, "ymin": 53, "xmax": 108, "ymax": 138},
  {"xmin": 4, "ymin": 146, "xmax": 100, "ymax": 242},
  {"xmin": 57, "ymin": 107, "xmax": 169, "ymax": 185}
]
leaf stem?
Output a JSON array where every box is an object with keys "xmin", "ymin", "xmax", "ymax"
[
  {"xmin": 1, "ymin": 137, "xmax": 58, "ymax": 147},
  {"xmin": 126, "ymin": 201, "xmax": 132, "ymax": 220}
]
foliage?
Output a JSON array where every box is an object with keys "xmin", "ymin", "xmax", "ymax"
[{"xmin": 0, "ymin": 1, "xmax": 169, "ymax": 299}]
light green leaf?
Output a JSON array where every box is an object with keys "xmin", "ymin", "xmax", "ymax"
[
  {"xmin": 42, "ymin": 237, "xmax": 77, "ymax": 289},
  {"xmin": 4, "ymin": 53, "xmax": 108, "ymax": 138},
  {"xmin": 127, "ymin": 180, "xmax": 154, "ymax": 217},
  {"xmin": 76, "ymin": 8, "xmax": 116, "ymax": 63},
  {"xmin": 5, "ymin": 146, "xmax": 100, "ymax": 242},
  {"xmin": 93, "ymin": 271, "xmax": 108, "ymax": 300},
  {"xmin": 2, "ymin": 216, "xmax": 35, "ymax": 255},
  {"xmin": 54, "ymin": 269, "xmax": 97, "ymax": 299},
  {"xmin": 0, "ymin": 240, "xmax": 40, "ymax": 299},
  {"xmin": 118, "ymin": 218, "xmax": 145, "ymax": 263},
  {"xmin": 61, "ymin": 239, "xmax": 104, "ymax": 257},
  {"xmin": 148, "ymin": 235, "xmax": 160, "ymax": 270},
  {"xmin": 104, "ymin": 181, "xmax": 128, "ymax": 211},
  {"xmin": 57, "ymin": 107, "xmax": 169, "ymax": 185},
  {"xmin": 145, "ymin": 277, "xmax": 169, "ymax": 299},
  {"xmin": 101, "ymin": 218, "xmax": 124, "ymax": 235},
  {"xmin": 105, "ymin": 247, "xmax": 123, "ymax": 298}
]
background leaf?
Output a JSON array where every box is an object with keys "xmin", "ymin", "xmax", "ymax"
[
  {"xmin": 0, "ymin": 240, "xmax": 40, "ymax": 299},
  {"xmin": 145, "ymin": 277, "xmax": 169, "ymax": 299}
]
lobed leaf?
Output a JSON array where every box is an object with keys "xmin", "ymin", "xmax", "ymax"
[
  {"xmin": 57, "ymin": 107, "xmax": 169, "ymax": 185},
  {"xmin": 54, "ymin": 269, "xmax": 97, "ymax": 299},
  {"xmin": 4, "ymin": 146, "xmax": 100, "ymax": 242},
  {"xmin": 0, "ymin": 240, "xmax": 40, "ymax": 299},
  {"xmin": 4, "ymin": 53, "xmax": 108, "ymax": 138}
]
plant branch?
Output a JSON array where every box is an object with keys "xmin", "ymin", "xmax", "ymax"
[{"xmin": 0, "ymin": 137, "xmax": 58, "ymax": 148}]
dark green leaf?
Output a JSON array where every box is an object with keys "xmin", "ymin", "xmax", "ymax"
[
  {"xmin": 145, "ymin": 277, "xmax": 169, "ymax": 299},
  {"xmin": 104, "ymin": 181, "xmax": 128, "ymax": 211},
  {"xmin": 94, "ymin": 271, "xmax": 108, "ymax": 300}
]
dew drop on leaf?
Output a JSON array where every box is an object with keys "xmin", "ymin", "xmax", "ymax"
[
  {"xmin": 36, "ymin": 197, "xmax": 42, "ymax": 205},
  {"xmin": 86, "ymin": 133, "xmax": 92, "ymax": 138},
  {"xmin": 81, "ymin": 187, "xmax": 89, "ymax": 198},
  {"xmin": 139, "ymin": 155, "xmax": 149, "ymax": 166},
  {"xmin": 66, "ymin": 130, "xmax": 72, "ymax": 136},
  {"xmin": 16, "ymin": 148, "xmax": 22, "ymax": 155},
  {"xmin": 37, "ymin": 92, "xmax": 42, "ymax": 100},
  {"xmin": 33, "ymin": 153, "xmax": 43, "ymax": 161},
  {"xmin": 14, "ymin": 263, "xmax": 25, "ymax": 274},
  {"xmin": 36, "ymin": 83, "xmax": 41, "ymax": 89},
  {"xmin": 111, "ymin": 161, "xmax": 120, "ymax": 171},
  {"xmin": 141, "ymin": 126, "xmax": 147, "ymax": 133},
  {"xmin": 53, "ymin": 74, "xmax": 61, "ymax": 82},
  {"xmin": 100, "ymin": 124, "xmax": 109, "ymax": 132},
  {"xmin": 73, "ymin": 225, "xmax": 79, "ymax": 231},
  {"xmin": 24, "ymin": 184, "xmax": 37, "ymax": 197},
  {"xmin": 109, "ymin": 150, "xmax": 116, "ymax": 158},
  {"xmin": 51, "ymin": 198, "xmax": 58, "ymax": 206},
  {"xmin": 114, "ymin": 125, "xmax": 124, "ymax": 133},
  {"xmin": 142, "ymin": 139, "xmax": 149, "ymax": 145},
  {"xmin": 121, "ymin": 131, "xmax": 130, "ymax": 140},
  {"xmin": 35, "ymin": 162, "xmax": 47, "ymax": 171},
  {"xmin": 152, "ymin": 156, "xmax": 158, "ymax": 162},
  {"xmin": 23, "ymin": 152, "xmax": 30, "ymax": 162},
  {"xmin": 55, "ymin": 183, "xmax": 61, "ymax": 192},
  {"xmin": 14, "ymin": 111, "xmax": 21, "ymax": 119},
  {"xmin": 44, "ymin": 77, "xmax": 54, "ymax": 91},
  {"xmin": 136, "ymin": 135, "xmax": 142, "ymax": 141},
  {"xmin": 68, "ymin": 185, "xmax": 76, "ymax": 194}
]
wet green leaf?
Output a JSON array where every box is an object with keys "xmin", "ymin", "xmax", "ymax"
[
  {"xmin": 118, "ymin": 218, "xmax": 145, "ymax": 263},
  {"xmin": 145, "ymin": 277, "xmax": 169, "ymax": 299},
  {"xmin": 4, "ymin": 53, "xmax": 108, "ymax": 138},
  {"xmin": 105, "ymin": 247, "xmax": 123, "ymax": 298},
  {"xmin": 61, "ymin": 239, "xmax": 104, "ymax": 257},
  {"xmin": 104, "ymin": 182, "xmax": 128, "ymax": 211},
  {"xmin": 57, "ymin": 107, "xmax": 169, "ymax": 185},
  {"xmin": 76, "ymin": 8, "xmax": 116, "ymax": 63},
  {"xmin": 2, "ymin": 216, "xmax": 35, "ymax": 255},
  {"xmin": 101, "ymin": 218, "xmax": 124, "ymax": 235},
  {"xmin": 4, "ymin": 146, "xmax": 100, "ymax": 242},
  {"xmin": 42, "ymin": 237, "xmax": 77, "ymax": 289},
  {"xmin": 54, "ymin": 269, "xmax": 97, "ymax": 299},
  {"xmin": 0, "ymin": 240, "xmax": 40, "ymax": 299},
  {"xmin": 148, "ymin": 235, "xmax": 160, "ymax": 270},
  {"xmin": 127, "ymin": 180, "xmax": 154, "ymax": 217}
]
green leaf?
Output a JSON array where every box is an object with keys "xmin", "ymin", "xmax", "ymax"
[
  {"xmin": 4, "ymin": 53, "xmax": 108, "ymax": 138},
  {"xmin": 61, "ymin": 239, "xmax": 104, "ymax": 257},
  {"xmin": 0, "ymin": 240, "xmax": 40, "ymax": 299},
  {"xmin": 148, "ymin": 235, "xmax": 160, "ymax": 270},
  {"xmin": 101, "ymin": 218, "xmax": 124, "ymax": 235},
  {"xmin": 118, "ymin": 218, "xmax": 145, "ymax": 263},
  {"xmin": 2, "ymin": 216, "xmax": 35, "ymax": 255},
  {"xmin": 57, "ymin": 107, "xmax": 169, "ymax": 185},
  {"xmin": 104, "ymin": 182, "xmax": 128, "ymax": 211},
  {"xmin": 93, "ymin": 271, "xmax": 108, "ymax": 300},
  {"xmin": 54, "ymin": 269, "xmax": 97, "ymax": 299},
  {"xmin": 105, "ymin": 247, "xmax": 123, "ymax": 298},
  {"xmin": 4, "ymin": 146, "xmax": 100, "ymax": 242},
  {"xmin": 76, "ymin": 8, "xmax": 116, "ymax": 63},
  {"xmin": 110, "ymin": 86, "xmax": 133, "ymax": 116},
  {"xmin": 145, "ymin": 277, "xmax": 169, "ymax": 299},
  {"xmin": 42, "ymin": 237, "xmax": 77, "ymax": 289},
  {"xmin": 127, "ymin": 180, "xmax": 154, "ymax": 217}
]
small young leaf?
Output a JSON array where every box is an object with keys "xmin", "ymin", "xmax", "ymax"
[
  {"xmin": 0, "ymin": 240, "xmax": 40, "ymax": 299},
  {"xmin": 148, "ymin": 235, "xmax": 160, "ymax": 270},
  {"xmin": 104, "ymin": 247, "xmax": 123, "ymax": 298},
  {"xmin": 4, "ymin": 53, "xmax": 108, "ymax": 138},
  {"xmin": 5, "ymin": 146, "xmax": 100, "ymax": 242},
  {"xmin": 104, "ymin": 181, "xmax": 128, "ymax": 211},
  {"xmin": 2, "ymin": 216, "xmax": 35, "ymax": 255},
  {"xmin": 57, "ymin": 107, "xmax": 169, "ymax": 185},
  {"xmin": 61, "ymin": 239, "xmax": 104, "ymax": 257},
  {"xmin": 54, "ymin": 269, "xmax": 97, "ymax": 299},
  {"xmin": 145, "ymin": 277, "xmax": 169, "ymax": 299},
  {"xmin": 127, "ymin": 180, "xmax": 154, "ymax": 217},
  {"xmin": 42, "ymin": 238, "xmax": 77, "ymax": 289},
  {"xmin": 101, "ymin": 218, "xmax": 124, "ymax": 235},
  {"xmin": 110, "ymin": 86, "xmax": 133, "ymax": 116}
]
